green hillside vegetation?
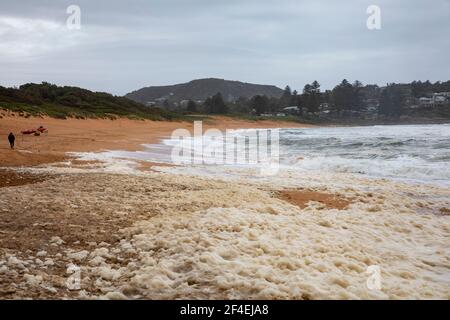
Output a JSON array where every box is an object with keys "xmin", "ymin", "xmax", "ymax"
[
  {"xmin": 126, "ymin": 78, "xmax": 284, "ymax": 104},
  {"xmin": 0, "ymin": 82, "xmax": 177, "ymax": 120}
]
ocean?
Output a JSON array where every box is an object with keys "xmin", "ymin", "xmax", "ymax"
[
  {"xmin": 278, "ymin": 124, "xmax": 450, "ymax": 186},
  {"xmin": 81, "ymin": 123, "xmax": 450, "ymax": 186}
]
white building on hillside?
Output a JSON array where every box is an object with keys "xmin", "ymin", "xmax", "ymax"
[
  {"xmin": 282, "ymin": 106, "xmax": 300, "ymax": 114},
  {"xmin": 418, "ymin": 97, "xmax": 434, "ymax": 107},
  {"xmin": 418, "ymin": 94, "xmax": 449, "ymax": 107}
]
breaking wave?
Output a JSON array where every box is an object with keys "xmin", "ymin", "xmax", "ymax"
[{"xmin": 279, "ymin": 124, "xmax": 450, "ymax": 185}]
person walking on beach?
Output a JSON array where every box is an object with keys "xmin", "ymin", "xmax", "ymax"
[{"xmin": 8, "ymin": 132, "xmax": 15, "ymax": 149}]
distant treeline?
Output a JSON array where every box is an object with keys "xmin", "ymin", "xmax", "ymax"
[
  {"xmin": 2, "ymin": 80, "xmax": 449, "ymax": 122},
  {"xmin": 180, "ymin": 80, "xmax": 450, "ymax": 120},
  {"xmin": 0, "ymin": 82, "xmax": 176, "ymax": 120}
]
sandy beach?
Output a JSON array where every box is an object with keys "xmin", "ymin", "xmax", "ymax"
[
  {"xmin": 0, "ymin": 115, "xmax": 449, "ymax": 300},
  {"xmin": 0, "ymin": 111, "xmax": 311, "ymax": 167}
]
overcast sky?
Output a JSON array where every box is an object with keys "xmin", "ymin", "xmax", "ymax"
[{"xmin": 0, "ymin": 0, "xmax": 449, "ymax": 95}]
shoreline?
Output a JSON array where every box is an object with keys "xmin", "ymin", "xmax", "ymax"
[
  {"xmin": 0, "ymin": 114, "xmax": 313, "ymax": 168},
  {"xmin": 0, "ymin": 116, "xmax": 449, "ymax": 300}
]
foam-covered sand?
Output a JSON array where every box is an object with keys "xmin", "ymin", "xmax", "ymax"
[{"xmin": 0, "ymin": 160, "xmax": 449, "ymax": 299}]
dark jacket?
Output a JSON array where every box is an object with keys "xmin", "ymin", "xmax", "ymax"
[{"xmin": 8, "ymin": 133, "xmax": 15, "ymax": 143}]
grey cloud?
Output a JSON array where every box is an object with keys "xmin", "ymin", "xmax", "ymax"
[{"xmin": 0, "ymin": 0, "xmax": 449, "ymax": 95}]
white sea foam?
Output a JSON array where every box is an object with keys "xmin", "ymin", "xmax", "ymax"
[
  {"xmin": 32, "ymin": 124, "xmax": 447, "ymax": 299},
  {"xmin": 4, "ymin": 159, "xmax": 450, "ymax": 299},
  {"xmin": 70, "ymin": 124, "xmax": 450, "ymax": 186}
]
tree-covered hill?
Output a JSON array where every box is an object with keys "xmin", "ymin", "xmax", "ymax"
[
  {"xmin": 0, "ymin": 82, "xmax": 175, "ymax": 120},
  {"xmin": 126, "ymin": 78, "xmax": 284, "ymax": 104}
]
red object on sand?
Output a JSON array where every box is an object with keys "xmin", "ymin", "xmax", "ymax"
[
  {"xmin": 21, "ymin": 129, "xmax": 37, "ymax": 135},
  {"xmin": 21, "ymin": 126, "xmax": 48, "ymax": 135}
]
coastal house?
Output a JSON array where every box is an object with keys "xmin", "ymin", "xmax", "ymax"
[
  {"xmin": 282, "ymin": 106, "xmax": 300, "ymax": 115},
  {"xmin": 434, "ymin": 92, "xmax": 450, "ymax": 98},
  {"xmin": 319, "ymin": 103, "xmax": 331, "ymax": 111},
  {"xmin": 418, "ymin": 97, "xmax": 435, "ymax": 107},
  {"xmin": 418, "ymin": 94, "xmax": 449, "ymax": 107},
  {"xmin": 433, "ymin": 95, "xmax": 447, "ymax": 106}
]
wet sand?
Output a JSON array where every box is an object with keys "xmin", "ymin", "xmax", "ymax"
[
  {"xmin": 276, "ymin": 189, "xmax": 353, "ymax": 210},
  {"xmin": 0, "ymin": 113, "xmax": 311, "ymax": 167},
  {"xmin": 0, "ymin": 114, "xmax": 449, "ymax": 300}
]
